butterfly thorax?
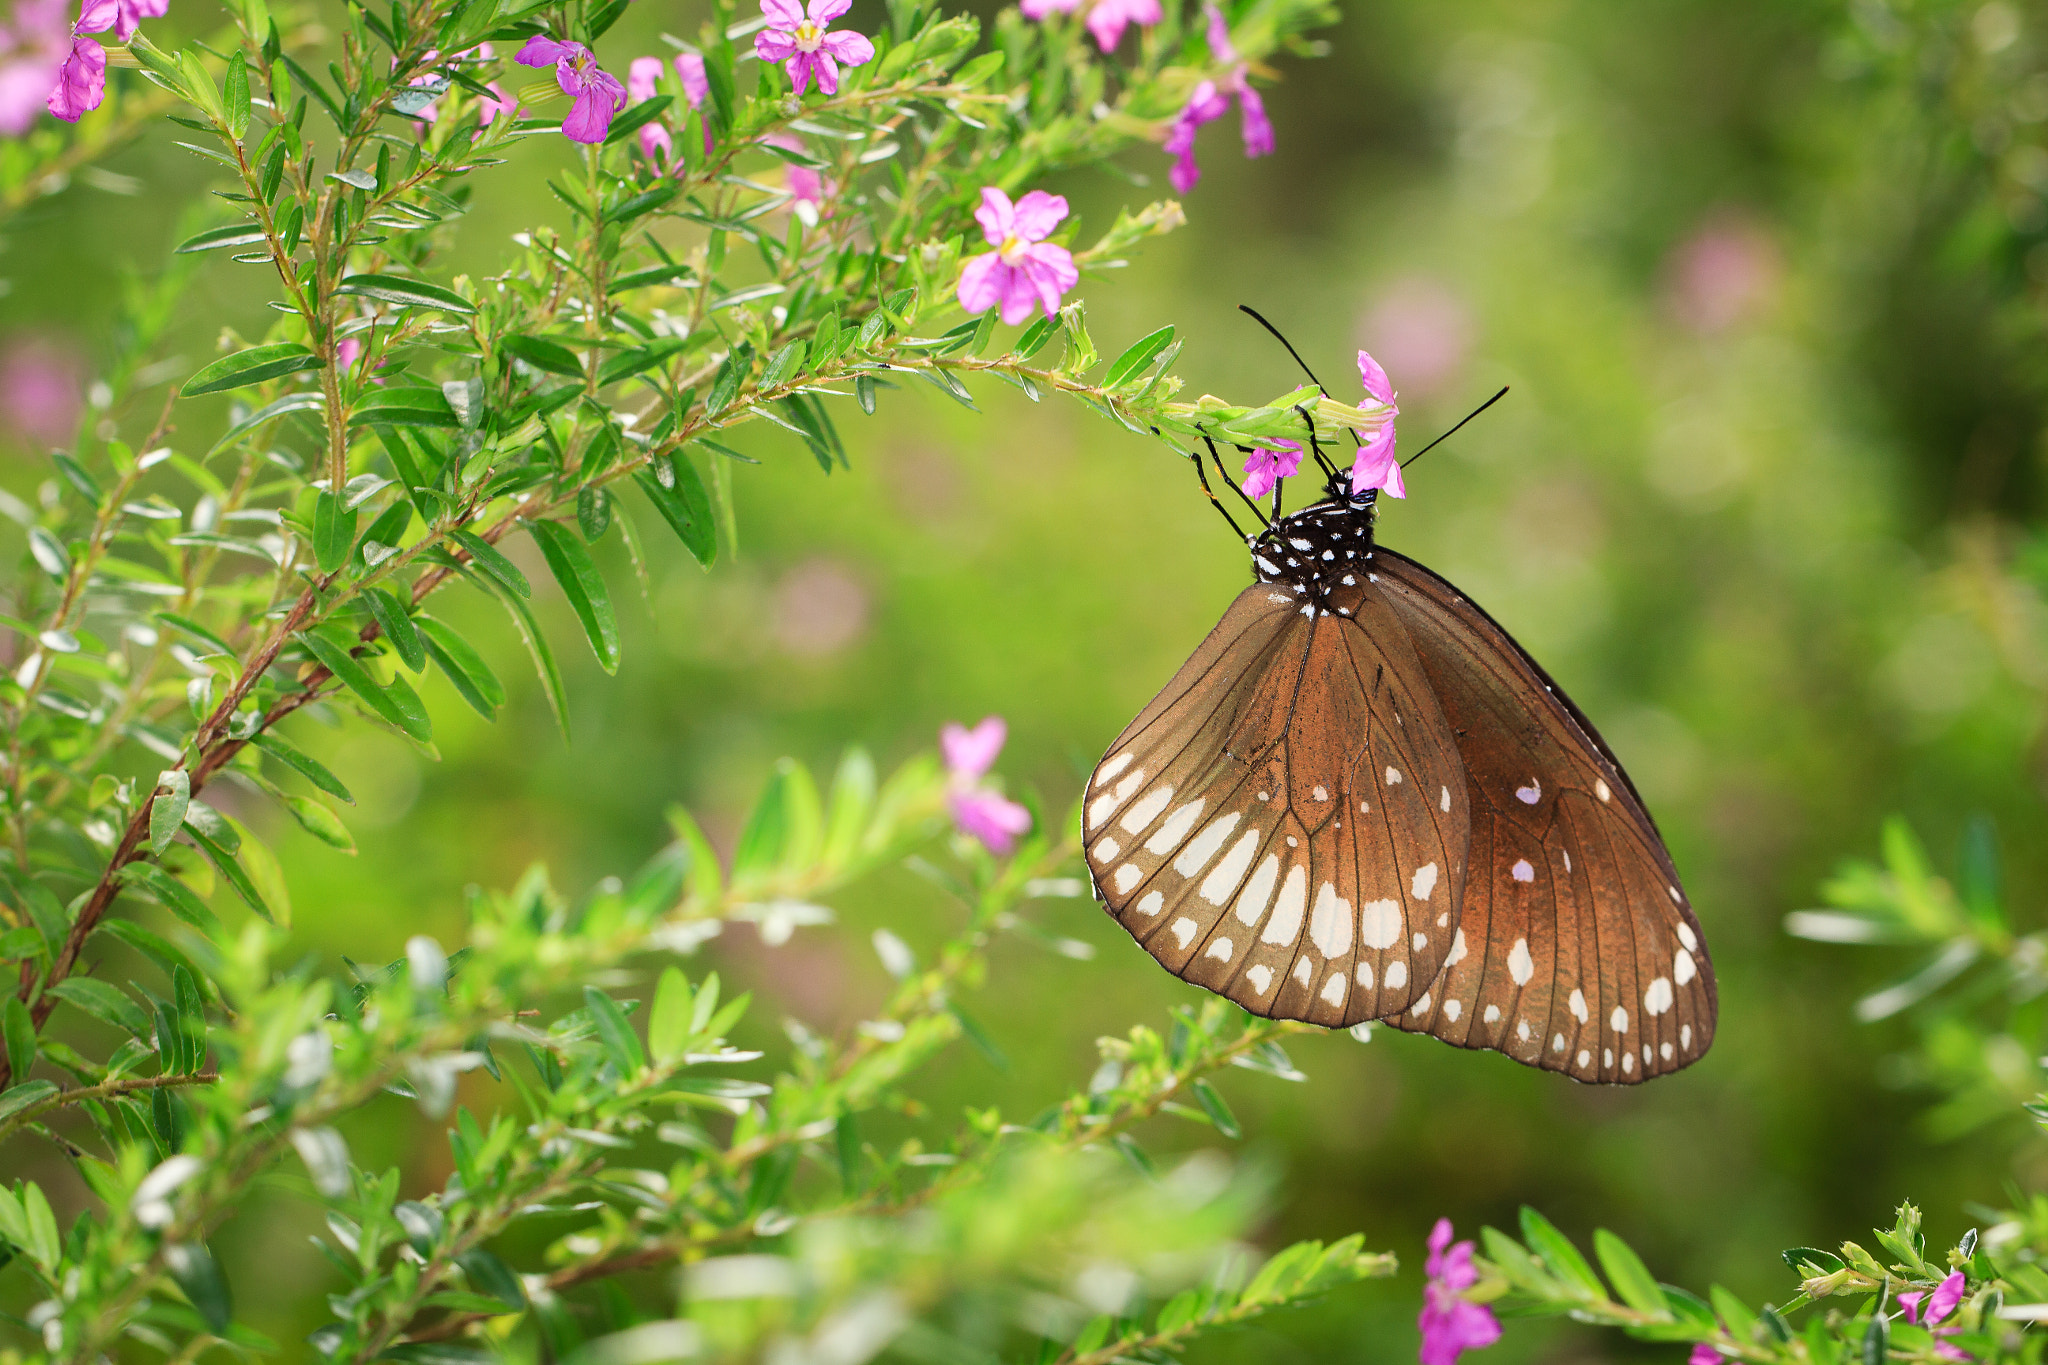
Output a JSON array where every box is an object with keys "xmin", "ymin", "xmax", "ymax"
[{"xmin": 1247, "ymin": 493, "xmax": 1378, "ymax": 616}]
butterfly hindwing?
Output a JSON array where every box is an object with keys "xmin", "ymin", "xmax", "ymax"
[
  {"xmin": 1369, "ymin": 547, "xmax": 1716, "ymax": 1082},
  {"xmin": 1085, "ymin": 577, "xmax": 1471, "ymax": 1024}
]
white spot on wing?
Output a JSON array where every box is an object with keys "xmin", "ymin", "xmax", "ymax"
[
  {"xmin": 1508, "ymin": 938, "xmax": 1534, "ymax": 985},
  {"xmin": 1412, "ymin": 932, "xmax": 1428, "ymax": 951},
  {"xmin": 1121, "ymin": 786, "xmax": 1176, "ymax": 836},
  {"xmin": 1622, "ymin": 1051, "xmax": 1635, "ymax": 1074},
  {"xmin": 1199, "ymin": 829, "xmax": 1262, "ymax": 906},
  {"xmin": 1410, "ymin": 992, "xmax": 1432, "ymax": 1017},
  {"xmin": 1261, "ymin": 866, "xmax": 1309, "ymax": 945},
  {"xmin": 1321, "ymin": 973, "xmax": 1346, "ymax": 1007},
  {"xmin": 1312, "ymin": 785, "xmax": 1328, "ymax": 801},
  {"xmin": 1411, "ymin": 862, "xmax": 1439, "ymax": 901},
  {"xmin": 1610, "ymin": 1006, "xmax": 1629, "ymax": 1034},
  {"xmin": 1384, "ymin": 766, "xmax": 1402, "ymax": 785},
  {"xmin": 1446, "ymin": 929, "xmax": 1467, "ymax": 966},
  {"xmin": 1569, "ymin": 989, "xmax": 1589, "ymax": 1023},
  {"xmin": 1174, "ymin": 813, "xmax": 1242, "ymax": 877},
  {"xmin": 1676, "ymin": 922, "xmax": 1698, "ymax": 951},
  {"xmin": 1660, "ymin": 1042, "xmax": 1673, "ymax": 1061},
  {"xmin": 1681, "ymin": 1023, "xmax": 1693, "ymax": 1049},
  {"xmin": 1113, "ymin": 864, "xmax": 1143, "ymax": 895},
  {"xmin": 1644, "ymin": 977, "xmax": 1674, "ymax": 1015},
  {"xmin": 1578, "ymin": 1049, "xmax": 1591, "ymax": 1068},
  {"xmin": 1510, "ymin": 859, "xmax": 1535, "ymax": 882},
  {"xmin": 1143, "ymin": 798, "xmax": 1205, "ymax": 852},
  {"xmin": 1443, "ymin": 998, "xmax": 1462, "ymax": 1022},
  {"xmin": 1170, "ymin": 917, "xmax": 1198, "ymax": 950},
  {"xmin": 1310, "ymin": 883, "xmax": 1354, "ymax": 958},
  {"xmin": 1246, "ymin": 964, "xmax": 1273, "ymax": 996},
  {"xmin": 1674, "ymin": 948, "xmax": 1697, "ymax": 985},
  {"xmin": 1355, "ymin": 961, "xmax": 1374, "ymax": 988},
  {"xmin": 1515, "ymin": 779, "xmax": 1541, "ymax": 804},
  {"xmin": 1384, "ymin": 959, "xmax": 1407, "ymax": 989},
  {"xmin": 1091, "ymin": 837, "xmax": 1119, "ymax": 862},
  {"xmin": 1595, "ymin": 779, "xmax": 1611, "ymax": 802},
  {"xmin": 1205, "ymin": 937, "xmax": 1234, "ymax": 962},
  {"xmin": 1440, "ymin": 785, "xmax": 1451, "ymax": 812},
  {"xmin": 1358, "ymin": 898, "xmax": 1401, "ymax": 950},
  {"xmin": 1483, "ymin": 1004, "xmax": 1500, "ymax": 1024},
  {"xmin": 1236, "ymin": 855, "xmax": 1281, "ymax": 927},
  {"xmin": 1135, "ymin": 891, "xmax": 1163, "ymax": 916},
  {"xmin": 1292, "ymin": 957, "xmax": 1312, "ymax": 987},
  {"xmin": 1095, "ymin": 753, "xmax": 1134, "ymax": 788}
]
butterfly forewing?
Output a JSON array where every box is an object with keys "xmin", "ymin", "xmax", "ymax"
[
  {"xmin": 1085, "ymin": 572, "xmax": 1472, "ymax": 1025},
  {"xmin": 1369, "ymin": 547, "xmax": 1716, "ymax": 1082}
]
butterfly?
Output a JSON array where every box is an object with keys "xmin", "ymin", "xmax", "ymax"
[{"xmin": 1083, "ymin": 332, "xmax": 1715, "ymax": 1084}]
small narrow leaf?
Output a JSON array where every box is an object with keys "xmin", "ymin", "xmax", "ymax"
[
  {"xmin": 1102, "ymin": 325, "xmax": 1175, "ymax": 388},
  {"xmin": 336, "ymin": 273, "xmax": 476, "ymax": 314},
  {"xmin": 365, "ymin": 587, "xmax": 425, "ymax": 672},
  {"xmin": 299, "ymin": 627, "xmax": 432, "ymax": 741},
  {"xmin": 312, "ymin": 490, "xmax": 357, "ymax": 574},
  {"xmin": 181, "ymin": 343, "xmax": 322, "ymax": 396},
  {"xmin": 583, "ymin": 987, "xmax": 646, "ymax": 1074},
  {"xmin": 417, "ymin": 618, "xmax": 504, "ymax": 719},
  {"xmin": 1593, "ymin": 1229, "xmax": 1670, "ymax": 1318},
  {"xmin": 450, "ymin": 529, "xmax": 530, "ymax": 598},
  {"xmin": 635, "ymin": 456, "xmax": 715, "ymax": 567},
  {"xmin": 119, "ymin": 863, "xmax": 224, "ymax": 938},
  {"xmin": 251, "ymin": 731, "xmax": 353, "ymax": 803},
  {"xmin": 529, "ymin": 521, "xmax": 620, "ymax": 672},
  {"xmin": 647, "ymin": 967, "xmax": 691, "ymax": 1063},
  {"xmin": 150, "ymin": 770, "xmax": 191, "ymax": 856}
]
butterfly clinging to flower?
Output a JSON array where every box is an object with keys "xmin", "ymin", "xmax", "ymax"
[{"xmin": 1083, "ymin": 315, "xmax": 1715, "ymax": 1083}]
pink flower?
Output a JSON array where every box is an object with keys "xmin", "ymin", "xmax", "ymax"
[
  {"xmin": 941, "ymin": 717, "xmax": 1032, "ymax": 854},
  {"xmin": 755, "ymin": 0, "xmax": 873, "ymax": 97},
  {"xmin": 0, "ymin": 0, "xmax": 73, "ymax": 132},
  {"xmin": 1018, "ymin": 0, "xmax": 1159, "ymax": 51},
  {"xmin": 1418, "ymin": 1220, "xmax": 1501, "ymax": 1365},
  {"xmin": 410, "ymin": 44, "xmax": 513, "ymax": 128},
  {"xmin": 1349, "ymin": 349, "xmax": 1403, "ymax": 499},
  {"xmin": 627, "ymin": 55, "xmax": 674, "ymax": 165},
  {"xmin": 1688, "ymin": 1347, "xmax": 1727, "ymax": 1365},
  {"xmin": 515, "ymin": 34, "xmax": 625, "ymax": 143},
  {"xmin": 764, "ymin": 133, "xmax": 831, "ymax": 209},
  {"xmin": 336, "ymin": 337, "xmax": 362, "ymax": 370},
  {"xmin": 0, "ymin": 335, "xmax": 82, "ymax": 443},
  {"xmin": 675, "ymin": 51, "xmax": 713, "ymax": 155},
  {"xmin": 1900, "ymin": 1272, "xmax": 1971, "ymax": 1360},
  {"xmin": 956, "ymin": 187, "xmax": 1079, "ymax": 325},
  {"xmin": 1239, "ymin": 440, "xmax": 1301, "ymax": 499},
  {"xmin": 1164, "ymin": 5, "xmax": 1273, "ymax": 193}
]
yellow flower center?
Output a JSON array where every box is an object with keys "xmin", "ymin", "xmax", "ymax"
[
  {"xmin": 997, "ymin": 232, "xmax": 1027, "ymax": 264},
  {"xmin": 793, "ymin": 20, "xmax": 826, "ymax": 51}
]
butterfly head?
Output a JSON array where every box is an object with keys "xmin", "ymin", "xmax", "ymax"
[{"xmin": 1322, "ymin": 466, "xmax": 1380, "ymax": 517}]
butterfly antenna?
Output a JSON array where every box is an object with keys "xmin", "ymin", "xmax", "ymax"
[
  {"xmin": 1202, "ymin": 432, "xmax": 1272, "ymax": 527},
  {"xmin": 1239, "ymin": 305, "xmax": 1327, "ymax": 394},
  {"xmin": 1399, "ymin": 386, "xmax": 1509, "ymax": 469}
]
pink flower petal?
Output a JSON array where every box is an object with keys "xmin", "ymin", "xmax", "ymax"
[
  {"xmin": 941, "ymin": 717, "xmax": 1007, "ymax": 779},
  {"xmin": 71, "ymin": 0, "xmax": 118, "ymax": 36},
  {"xmin": 806, "ymin": 0, "xmax": 853, "ymax": 23},
  {"xmin": 1927, "ymin": 1272, "xmax": 1966, "ymax": 1327},
  {"xmin": 1238, "ymin": 83, "xmax": 1273, "ymax": 157},
  {"xmin": 811, "ymin": 48, "xmax": 840, "ymax": 94},
  {"xmin": 676, "ymin": 52, "xmax": 708, "ymax": 106},
  {"xmin": 948, "ymin": 788, "xmax": 1032, "ymax": 854},
  {"xmin": 1357, "ymin": 348, "xmax": 1395, "ymax": 405},
  {"xmin": 1239, "ymin": 441, "xmax": 1303, "ymax": 499},
  {"xmin": 1425, "ymin": 1219, "xmax": 1455, "ymax": 1277},
  {"xmin": 45, "ymin": 32, "xmax": 103, "ymax": 121},
  {"xmin": 760, "ymin": 0, "xmax": 806, "ymax": 28},
  {"xmin": 1202, "ymin": 2, "xmax": 1235, "ymax": 62},
  {"xmin": 756, "ymin": 29, "xmax": 798, "ymax": 62},
  {"xmin": 628, "ymin": 54, "xmax": 662, "ymax": 102},
  {"xmin": 1018, "ymin": 242, "xmax": 1078, "ymax": 317},
  {"xmin": 974, "ymin": 186, "xmax": 1016, "ymax": 243},
  {"xmin": 561, "ymin": 88, "xmax": 611, "ymax": 141},
  {"xmin": 819, "ymin": 28, "xmax": 873, "ymax": 64},
  {"xmin": 957, "ymin": 252, "xmax": 1008, "ymax": 315},
  {"xmin": 1689, "ymin": 1346, "xmax": 1727, "ymax": 1365},
  {"xmin": 1020, "ymin": 0, "xmax": 1080, "ymax": 14},
  {"xmin": 1007, "ymin": 189, "xmax": 1070, "ymax": 242},
  {"xmin": 514, "ymin": 34, "xmax": 566, "ymax": 67},
  {"xmin": 998, "ymin": 270, "xmax": 1043, "ymax": 325}
]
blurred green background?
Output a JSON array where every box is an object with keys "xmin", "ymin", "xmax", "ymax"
[{"xmin": 9, "ymin": 0, "xmax": 2048, "ymax": 1358}]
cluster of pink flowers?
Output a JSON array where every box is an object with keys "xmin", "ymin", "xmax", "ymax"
[
  {"xmin": 627, "ymin": 51, "xmax": 709, "ymax": 169},
  {"xmin": 941, "ymin": 717, "xmax": 1031, "ymax": 854},
  {"xmin": 1417, "ymin": 1220, "xmax": 1501, "ymax": 1365},
  {"xmin": 1019, "ymin": 0, "xmax": 1159, "ymax": 54},
  {"xmin": 956, "ymin": 187, "xmax": 1079, "ymax": 324},
  {"xmin": 755, "ymin": 0, "xmax": 873, "ymax": 96},
  {"xmin": 0, "ymin": 0, "xmax": 163, "ymax": 128},
  {"xmin": 1164, "ymin": 4, "xmax": 1271, "ymax": 192},
  {"xmin": 409, "ymin": 44, "xmax": 516, "ymax": 130}
]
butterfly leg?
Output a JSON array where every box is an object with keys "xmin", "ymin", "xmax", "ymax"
[
  {"xmin": 1173, "ymin": 428, "xmax": 1249, "ymax": 540},
  {"xmin": 1199, "ymin": 430, "xmax": 1273, "ymax": 528},
  {"xmin": 1293, "ymin": 403, "xmax": 1343, "ymax": 483}
]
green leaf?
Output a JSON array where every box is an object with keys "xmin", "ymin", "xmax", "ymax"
[
  {"xmin": 602, "ymin": 94, "xmax": 671, "ymax": 146},
  {"xmin": 118, "ymin": 863, "xmax": 224, "ymax": 939},
  {"xmin": 470, "ymin": 572, "xmax": 569, "ymax": 740},
  {"xmin": 705, "ymin": 350, "xmax": 746, "ymax": 416},
  {"xmin": 1103, "ymin": 324, "xmax": 1175, "ymax": 388},
  {"xmin": 501, "ymin": 334, "xmax": 585, "ymax": 378},
  {"xmin": 185, "ymin": 822, "xmax": 272, "ymax": 919},
  {"xmin": 164, "ymin": 1241, "xmax": 233, "ymax": 1332},
  {"xmin": 150, "ymin": 770, "xmax": 190, "ymax": 856},
  {"xmin": 174, "ymin": 221, "xmax": 270, "ymax": 254},
  {"xmin": 2, "ymin": 996, "xmax": 36, "ymax": 1083},
  {"xmin": 577, "ymin": 487, "xmax": 611, "ymax": 542},
  {"xmin": 20, "ymin": 1181, "xmax": 59, "ymax": 1269},
  {"xmin": 1593, "ymin": 1229, "xmax": 1670, "ymax": 1318},
  {"xmin": 0, "ymin": 1080, "xmax": 57, "ymax": 1124},
  {"xmin": 647, "ymin": 967, "xmax": 691, "ymax": 1064},
  {"xmin": 1783, "ymin": 1247, "xmax": 1846, "ymax": 1275},
  {"xmin": 604, "ymin": 184, "xmax": 678, "ymax": 226},
  {"xmin": 417, "ymin": 617, "xmax": 504, "ymax": 719},
  {"xmin": 1519, "ymin": 1208, "xmax": 1605, "ymax": 1301},
  {"xmin": 529, "ymin": 521, "xmax": 619, "ymax": 672},
  {"xmin": 47, "ymin": 978, "xmax": 151, "ymax": 1039},
  {"xmin": 312, "ymin": 490, "xmax": 357, "ymax": 574},
  {"xmin": 350, "ymin": 387, "xmax": 460, "ymax": 427},
  {"xmin": 282, "ymin": 794, "xmax": 356, "ymax": 853},
  {"xmin": 299, "ymin": 626, "xmax": 432, "ymax": 741},
  {"xmin": 1190, "ymin": 1078, "xmax": 1240, "ymax": 1139},
  {"xmin": 222, "ymin": 50, "xmax": 250, "ymax": 140},
  {"xmin": 635, "ymin": 456, "xmax": 715, "ymax": 567},
  {"xmin": 449, "ymin": 529, "xmax": 530, "ymax": 599},
  {"xmin": 251, "ymin": 731, "xmax": 353, "ymax": 803},
  {"xmin": 365, "ymin": 587, "xmax": 425, "ymax": 673},
  {"xmin": 180, "ymin": 343, "xmax": 322, "ymax": 396},
  {"xmin": 456, "ymin": 1248, "xmax": 527, "ymax": 1309},
  {"xmin": 582, "ymin": 987, "xmax": 646, "ymax": 1074},
  {"xmin": 336, "ymin": 273, "xmax": 476, "ymax": 313}
]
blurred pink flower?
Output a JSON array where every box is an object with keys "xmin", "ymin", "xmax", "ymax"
[
  {"xmin": 1350, "ymin": 349, "xmax": 1403, "ymax": 499},
  {"xmin": 1666, "ymin": 212, "xmax": 1780, "ymax": 333},
  {"xmin": 941, "ymin": 717, "xmax": 1031, "ymax": 854},
  {"xmin": 628, "ymin": 55, "xmax": 673, "ymax": 165},
  {"xmin": 1239, "ymin": 439, "xmax": 1301, "ymax": 499},
  {"xmin": 411, "ymin": 44, "xmax": 513, "ymax": 129},
  {"xmin": 1358, "ymin": 277, "xmax": 1472, "ymax": 402},
  {"xmin": 1418, "ymin": 1219, "xmax": 1500, "ymax": 1365},
  {"xmin": 673, "ymin": 51, "xmax": 714, "ymax": 156},
  {"xmin": 957, "ymin": 187, "xmax": 1078, "ymax": 325},
  {"xmin": 1018, "ymin": 0, "xmax": 1159, "ymax": 53},
  {"xmin": 764, "ymin": 132, "xmax": 830, "ymax": 208},
  {"xmin": 1164, "ymin": 5, "xmax": 1271, "ymax": 192},
  {"xmin": 336, "ymin": 337, "xmax": 362, "ymax": 370},
  {"xmin": 755, "ymin": 0, "xmax": 873, "ymax": 97},
  {"xmin": 0, "ymin": 336, "xmax": 81, "ymax": 444},
  {"xmin": 45, "ymin": 0, "xmax": 159, "ymax": 120},
  {"xmin": 515, "ymin": 35, "xmax": 625, "ymax": 143},
  {"xmin": 0, "ymin": 0, "xmax": 72, "ymax": 133},
  {"xmin": 772, "ymin": 557, "xmax": 869, "ymax": 656},
  {"xmin": 1687, "ymin": 1346, "xmax": 1727, "ymax": 1365}
]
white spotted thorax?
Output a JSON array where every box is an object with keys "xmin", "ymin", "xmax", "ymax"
[{"xmin": 1248, "ymin": 482, "xmax": 1378, "ymax": 617}]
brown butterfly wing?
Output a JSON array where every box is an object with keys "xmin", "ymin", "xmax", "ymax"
[
  {"xmin": 1084, "ymin": 579, "xmax": 1471, "ymax": 1025},
  {"xmin": 1368, "ymin": 548, "xmax": 1717, "ymax": 1083}
]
